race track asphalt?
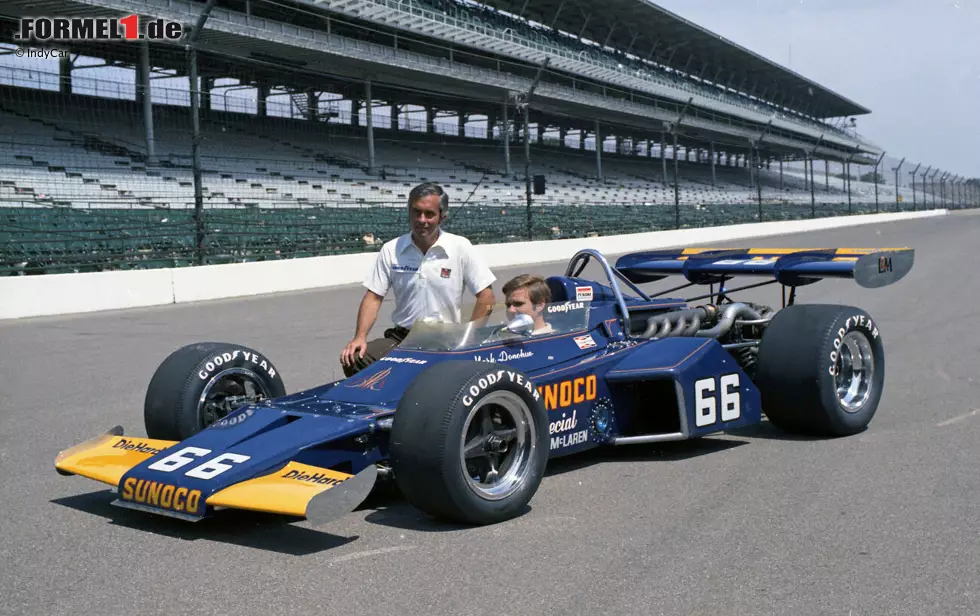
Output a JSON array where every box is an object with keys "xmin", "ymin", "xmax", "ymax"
[{"xmin": 2, "ymin": 210, "xmax": 978, "ymax": 616}]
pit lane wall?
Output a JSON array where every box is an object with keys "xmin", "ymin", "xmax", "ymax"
[{"xmin": 0, "ymin": 209, "xmax": 947, "ymax": 320}]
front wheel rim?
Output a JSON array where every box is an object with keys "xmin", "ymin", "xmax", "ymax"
[
  {"xmin": 459, "ymin": 390, "xmax": 536, "ymax": 501},
  {"xmin": 835, "ymin": 331, "xmax": 875, "ymax": 413},
  {"xmin": 198, "ymin": 367, "xmax": 271, "ymax": 428}
]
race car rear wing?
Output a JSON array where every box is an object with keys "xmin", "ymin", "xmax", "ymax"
[{"xmin": 614, "ymin": 247, "xmax": 915, "ymax": 288}]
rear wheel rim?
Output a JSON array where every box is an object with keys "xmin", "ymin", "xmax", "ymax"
[
  {"xmin": 835, "ymin": 331, "xmax": 875, "ymax": 412},
  {"xmin": 459, "ymin": 390, "xmax": 536, "ymax": 501},
  {"xmin": 198, "ymin": 368, "xmax": 271, "ymax": 428}
]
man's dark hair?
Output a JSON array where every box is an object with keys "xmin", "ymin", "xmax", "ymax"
[{"xmin": 408, "ymin": 182, "xmax": 449, "ymax": 216}]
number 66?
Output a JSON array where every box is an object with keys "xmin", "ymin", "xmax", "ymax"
[
  {"xmin": 694, "ymin": 374, "xmax": 741, "ymax": 427},
  {"xmin": 147, "ymin": 446, "xmax": 250, "ymax": 480}
]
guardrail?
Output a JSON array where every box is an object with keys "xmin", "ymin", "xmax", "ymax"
[
  {"xmin": 0, "ymin": 208, "xmax": 951, "ymax": 320},
  {"xmin": 3, "ymin": 200, "xmax": 965, "ymax": 276}
]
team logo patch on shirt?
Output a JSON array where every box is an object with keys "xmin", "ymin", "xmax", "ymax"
[{"xmin": 440, "ymin": 268, "xmax": 452, "ymax": 278}]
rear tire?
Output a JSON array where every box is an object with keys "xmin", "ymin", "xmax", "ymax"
[
  {"xmin": 143, "ymin": 342, "xmax": 286, "ymax": 441},
  {"xmin": 390, "ymin": 361, "xmax": 550, "ymax": 525},
  {"xmin": 754, "ymin": 304, "xmax": 885, "ymax": 436}
]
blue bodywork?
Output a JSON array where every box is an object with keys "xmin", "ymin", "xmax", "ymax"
[{"xmin": 114, "ymin": 246, "xmax": 913, "ymax": 519}]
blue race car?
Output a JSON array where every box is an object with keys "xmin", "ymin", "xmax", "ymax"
[{"xmin": 55, "ymin": 246, "xmax": 914, "ymax": 527}]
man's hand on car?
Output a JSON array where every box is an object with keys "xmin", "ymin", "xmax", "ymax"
[{"xmin": 340, "ymin": 336, "xmax": 368, "ymax": 368}]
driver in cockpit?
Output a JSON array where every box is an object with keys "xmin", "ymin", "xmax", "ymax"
[{"xmin": 502, "ymin": 274, "xmax": 555, "ymax": 335}]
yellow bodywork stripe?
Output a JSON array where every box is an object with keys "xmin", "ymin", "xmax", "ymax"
[
  {"xmin": 674, "ymin": 247, "xmax": 909, "ymax": 258},
  {"xmin": 55, "ymin": 434, "xmax": 178, "ymax": 486},
  {"xmin": 207, "ymin": 462, "xmax": 353, "ymax": 518}
]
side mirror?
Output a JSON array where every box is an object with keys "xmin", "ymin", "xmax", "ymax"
[{"xmin": 505, "ymin": 313, "xmax": 535, "ymax": 336}]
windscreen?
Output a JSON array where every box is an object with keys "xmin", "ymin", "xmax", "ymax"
[{"xmin": 398, "ymin": 300, "xmax": 591, "ymax": 352}]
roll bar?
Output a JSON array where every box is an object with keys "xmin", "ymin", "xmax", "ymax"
[{"xmin": 564, "ymin": 248, "xmax": 649, "ymax": 336}]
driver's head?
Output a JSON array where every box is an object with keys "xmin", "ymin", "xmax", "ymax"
[{"xmin": 503, "ymin": 274, "xmax": 551, "ymax": 327}]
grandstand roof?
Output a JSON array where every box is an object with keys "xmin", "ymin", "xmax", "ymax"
[{"xmin": 476, "ymin": 0, "xmax": 871, "ymax": 119}]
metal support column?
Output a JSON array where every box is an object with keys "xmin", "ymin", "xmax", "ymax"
[
  {"xmin": 809, "ymin": 156, "xmax": 816, "ymax": 218},
  {"xmin": 502, "ymin": 99, "xmax": 511, "ymax": 175},
  {"xmin": 918, "ymin": 166, "xmax": 930, "ymax": 209},
  {"xmin": 365, "ymin": 79, "xmax": 375, "ymax": 174},
  {"xmin": 59, "ymin": 54, "xmax": 72, "ymax": 94},
  {"xmin": 306, "ymin": 91, "xmax": 316, "ymax": 122},
  {"xmin": 661, "ymin": 130, "xmax": 667, "ymax": 186},
  {"xmin": 187, "ymin": 0, "xmax": 217, "ymax": 266},
  {"xmin": 595, "ymin": 120, "xmax": 603, "ymax": 181},
  {"xmin": 910, "ymin": 163, "xmax": 922, "ymax": 209},
  {"xmin": 673, "ymin": 131, "xmax": 680, "ymax": 228},
  {"xmin": 803, "ymin": 154, "xmax": 809, "ymax": 192},
  {"xmin": 892, "ymin": 157, "xmax": 905, "ymax": 210},
  {"xmin": 710, "ymin": 141, "xmax": 716, "ymax": 186},
  {"xmin": 667, "ymin": 97, "xmax": 693, "ymax": 210},
  {"xmin": 524, "ymin": 109, "xmax": 532, "ymax": 237},
  {"xmin": 755, "ymin": 146, "xmax": 762, "ymax": 220},
  {"xmin": 873, "ymin": 151, "xmax": 885, "ymax": 213},
  {"xmin": 139, "ymin": 40, "xmax": 156, "ymax": 164},
  {"xmin": 520, "ymin": 58, "xmax": 549, "ymax": 240}
]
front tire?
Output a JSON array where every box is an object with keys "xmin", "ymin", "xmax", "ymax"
[
  {"xmin": 390, "ymin": 361, "xmax": 550, "ymax": 525},
  {"xmin": 143, "ymin": 342, "xmax": 286, "ymax": 441},
  {"xmin": 754, "ymin": 304, "xmax": 885, "ymax": 436}
]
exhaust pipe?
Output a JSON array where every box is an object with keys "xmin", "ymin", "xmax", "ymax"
[
  {"xmin": 642, "ymin": 306, "xmax": 715, "ymax": 340},
  {"xmin": 642, "ymin": 303, "xmax": 767, "ymax": 340},
  {"xmin": 694, "ymin": 303, "xmax": 764, "ymax": 338}
]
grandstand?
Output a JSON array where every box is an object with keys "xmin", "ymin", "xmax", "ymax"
[{"xmin": 1, "ymin": 0, "xmax": 977, "ymax": 274}]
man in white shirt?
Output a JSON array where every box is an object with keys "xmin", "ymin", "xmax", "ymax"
[
  {"xmin": 340, "ymin": 182, "xmax": 497, "ymax": 377},
  {"xmin": 502, "ymin": 274, "xmax": 555, "ymax": 336}
]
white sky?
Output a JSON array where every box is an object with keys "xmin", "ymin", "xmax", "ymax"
[{"xmin": 654, "ymin": 0, "xmax": 980, "ymax": 178}]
